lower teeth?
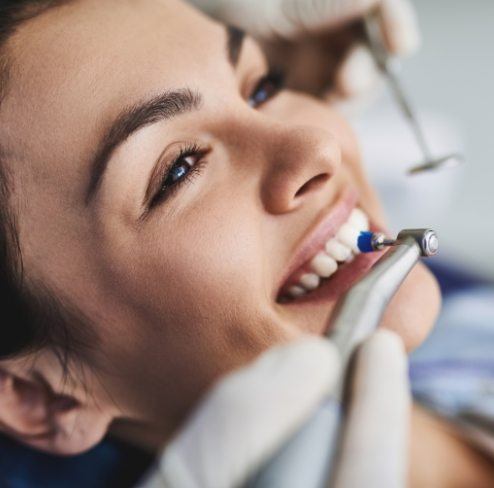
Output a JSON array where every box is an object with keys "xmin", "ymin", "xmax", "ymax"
[{"xmin": 284, "ymin": 259, "xmax": 349, "ymax": 301}]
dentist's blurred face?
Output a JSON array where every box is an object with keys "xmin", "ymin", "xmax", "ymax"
[{"xmin": 1, "ymin": 0, "xmax": 439, "ymax": 432}]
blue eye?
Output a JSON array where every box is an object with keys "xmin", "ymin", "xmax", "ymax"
[
  {"xmin": 165, "ymin": 157, "xmax": 194, "ymax": 186},
  {"xmin": 249, "ymin": 69, "xmax": 285, "ymax": 108},
  {"xmin": 150, "ymin": 144, "xmax": 207, "ymax": 208}
]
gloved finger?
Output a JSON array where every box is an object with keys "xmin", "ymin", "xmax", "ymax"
[
  {"xmin": 277, "ymin": 0, "xmax": 420, "ymax": 55},
  {"xmin": 334, "ymin": 43, "xmax": 381, "ymax": 98},
  {"xmin": 378, "ymin": 0, "xmax": 421, "ymax": 56},
  {"xmin": 157, "ymin": 338, "xmax": 341, "ymax": 488},
  {"xmin": 271, "ymin": 0, "xmax": 381, "ymax": 37},
  {"xmin": 332, "ymin": 329, "xmax": 411, "ymax": 488},
  {"xmin": 190, "ymin": 0, "xmax": 382, "ymax": 39}
]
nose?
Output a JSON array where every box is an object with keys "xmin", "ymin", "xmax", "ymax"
[{"xmin": 260, "ymin": 123, "xmax": 341, "ymax": 214}]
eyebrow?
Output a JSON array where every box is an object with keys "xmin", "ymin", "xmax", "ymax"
[{"xmin": 84, "ymin": 25, "xmax": 246, "ymax": 206}]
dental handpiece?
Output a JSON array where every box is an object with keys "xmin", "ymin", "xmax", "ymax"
[{"xmin": 246, "ymin": 229, "xmax": 438, "ymax": 488}]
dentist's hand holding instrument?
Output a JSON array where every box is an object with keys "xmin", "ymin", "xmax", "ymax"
[
  {"xmin": 141, "ymin": 329, "xmax": 410, "ymax": 488},
  {"xmin": 189, "ymin": 0, "xmax": 421, "ymax": 104},
  {"xmin": 140, "ymin": 228, "xmax": 438, "ymax": 487}
]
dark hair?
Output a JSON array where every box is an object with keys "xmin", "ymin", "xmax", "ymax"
[{"xmin": 0, "ymin": 0, "xmax": 95, "ymax": 365}]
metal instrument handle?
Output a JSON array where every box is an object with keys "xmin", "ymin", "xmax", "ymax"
[{"xmin": 247, "ymin": 239, "xmax": 421, "ymax": 488}]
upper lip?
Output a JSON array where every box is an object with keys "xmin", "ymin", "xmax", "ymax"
[{"xmin": 275, "ymin": 186, "xmax": 359, "ymax": 299}]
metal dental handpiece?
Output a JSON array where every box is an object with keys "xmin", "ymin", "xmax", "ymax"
[{"xmin": 247, "ymin": 229, "xmax": 438, "ymax": 488}]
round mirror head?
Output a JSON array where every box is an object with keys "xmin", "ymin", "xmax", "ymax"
[{"xmin": 408, "ymin": 153, "xmax": 464, "ymax": 175}]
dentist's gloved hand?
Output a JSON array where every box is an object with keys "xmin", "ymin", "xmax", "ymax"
[
  {"xmin": 139, "ymin": 330, "xmax": 410, "ymax": 488},
  {"xmin": 189, "ymin": 0, "xmax": 420, "ymax": 106}
]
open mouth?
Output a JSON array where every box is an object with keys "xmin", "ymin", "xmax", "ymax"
[{"xmin": 276, "ymin": 189, "xmax": 386, "ymax": 305}]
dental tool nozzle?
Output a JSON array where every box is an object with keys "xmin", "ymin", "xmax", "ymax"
[
  {"xmin": 358, "ymin": 231, "xmax": 395, "ymax": 253},
  {"xmin": 358, "ymin": 229, "xmax": 439, "ymax": 257}
]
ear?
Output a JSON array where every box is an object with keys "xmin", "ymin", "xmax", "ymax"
[{"xmin": 0, "ymin": 367, "xmax": 114, "ymax": 455}]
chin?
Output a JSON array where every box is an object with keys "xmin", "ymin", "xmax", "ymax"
[{"xmin": 379, "ymin": 262, "xmax": 442, "ymax": 352}]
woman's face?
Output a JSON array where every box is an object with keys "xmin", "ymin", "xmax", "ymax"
[{"xmin": 1, "ymin": 0, "xmax": 439, "ymax": 436}]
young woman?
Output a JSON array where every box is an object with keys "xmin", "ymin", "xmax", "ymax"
[{"xmin": 0, "ymin": 1, "xmax": 492, "ymax": 485}]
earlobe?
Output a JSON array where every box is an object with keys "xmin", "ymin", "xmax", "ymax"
[
  {"xmin": 0, "ymin": 368, "xmax": 53, "ymax": 438},
  {"xmin": 0, "ymin": 367, "xmax": 113, "ymax": 455}
]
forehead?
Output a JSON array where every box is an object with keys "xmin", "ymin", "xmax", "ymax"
[{"xmin": 0, "ymin": 0, "xmax": 222, "ymax": 176}]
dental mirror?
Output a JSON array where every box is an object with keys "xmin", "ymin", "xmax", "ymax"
[
  {"xmin": 407, "ymin": 153, "xmax": 464, "ymax": 175},
  {"xmin": 363, "ymin": 12, "xmax": 465, "ymax": 176}
]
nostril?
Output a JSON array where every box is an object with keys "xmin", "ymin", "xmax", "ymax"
[{"xmin": 295, "ymin": 173, "xmax": 330, "ymax": 198}]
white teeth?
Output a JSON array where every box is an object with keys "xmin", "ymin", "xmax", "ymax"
[
  {"xmin": 348, "ymin": 208, "xmax": 369, "ymax": 232},
  {"xmin": 299, "ymin": 273, "xmax": 320, "ymax": 290},
  {"xmin": 336, "ymin": 223, "xmax": 361, "ymax": 254},
  {"xmin": 325, "ymin": 238, "xmax": 353, "ymax": 262},
  {"xmin": 288, "ymin": 285, "xmax": 306, "ymax": 298},
  {"xmin": 310, "ymin": 252, "xmax": 338, "ymax": 278},
  {"xmin": 282, "ymin": 208, "xmax": 371, "ymax": 301}
]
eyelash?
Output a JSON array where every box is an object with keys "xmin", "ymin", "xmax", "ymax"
[{"xmin": 150, "ymin": 68, "xmax": 286, "ymax": 209}]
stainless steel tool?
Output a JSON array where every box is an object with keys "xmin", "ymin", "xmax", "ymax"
[
  {"xmin": 363, "ymin": 13, "xmax": 464, "ymax": 175},
  {"xmin": 247, "ymin": 229, "xmax": 439, "ymax": 488}
]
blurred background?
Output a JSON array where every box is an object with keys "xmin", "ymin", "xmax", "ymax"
[{"xmin": 355, "ymin": 0, "xmax": 494, "ymax": 278}]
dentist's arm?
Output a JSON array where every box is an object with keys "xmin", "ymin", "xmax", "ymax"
[{"xmin": 139, "ymin": 329, "xmax": 410, "ymax": 488}]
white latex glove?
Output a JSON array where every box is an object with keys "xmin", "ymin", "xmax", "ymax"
[
  {"xmin": 139, "ymin": 329, "xmax": 410, "ymax": 488},
  {"xmin": 189, "ymin": 0, "xmax": 420, "ymax": 103}
]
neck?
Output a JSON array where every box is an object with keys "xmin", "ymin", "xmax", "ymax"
[{"xmin": 109, "ymin": 418, "xmax": 172, "ymax": 453}]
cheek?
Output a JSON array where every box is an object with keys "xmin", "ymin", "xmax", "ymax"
[
  {"xmin": 380, "ymin": 263, "xmax": 442, "ymax": 351},
  {"xmin": 167, "ymin": 206, "xmax": 259, "ymax": 301},
  {"xmin": 131, "ymin": 200, "xmax": 289, "ymax": 356}
]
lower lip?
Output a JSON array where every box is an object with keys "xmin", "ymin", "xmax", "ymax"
[{"xmin": 278, "ymin": 226, "xmax": 387, "ymax": 308}]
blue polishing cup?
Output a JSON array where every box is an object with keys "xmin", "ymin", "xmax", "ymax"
[{"xmin": 358, "ymin": 231, "xmax": 375, "ymax": 253}]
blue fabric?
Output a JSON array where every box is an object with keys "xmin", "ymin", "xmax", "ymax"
[
  {"xmin": 410, "ymin": 286, "xmax": 494, "ymax": 425},
  {"xmin": 0, "ymin": 434, "xmax": 152, "ymax": 488},
  {"xmin": 425, "ymin": 259, "xmax": 491, "ymax": 296}
]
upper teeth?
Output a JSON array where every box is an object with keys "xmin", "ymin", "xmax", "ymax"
[
  {"xmin": 310, "ymin": 252, "xmax": 338, "ymax": 278},
  {"xmin": 325, "ymin": 239, "xmax": 352, "ymax": 262},
  {"xmin": 286, "ymin": 208, "xmax": 369, "ymax": 299}
]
